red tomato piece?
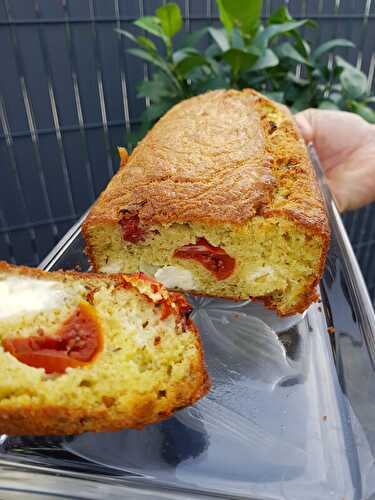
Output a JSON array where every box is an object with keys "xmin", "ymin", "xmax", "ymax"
[
  {"xmin": 3, "ymin": 302, "xmax": 103, "ymax": 374},
  {"xmin": 119, "ymin": 214, "xmax": 145, "ymax": 243},
  {"xmin": 174, "ymin": 238, "xmax": 235, "ymax": 280}
]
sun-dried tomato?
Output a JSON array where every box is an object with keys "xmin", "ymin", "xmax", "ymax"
[
  {"xmin": 174, "ymin": 238, "xmax": 235, "ymax": 280},
  {"xmin": 3, "ymin": 302, "xmax": 103, "ymax": 374},
  {"xmin": 119, "ymin": 214, "xmax": 145, "ymax": 243}
]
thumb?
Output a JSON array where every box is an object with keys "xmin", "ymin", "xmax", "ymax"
[{"xmin": 294, "ymin": 109, "xmax": 315, "ymax": 144}]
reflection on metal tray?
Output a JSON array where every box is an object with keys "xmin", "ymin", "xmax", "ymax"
[{"xmin": 0, "ymin": 147, "xmax": 375, "ymax": 500}]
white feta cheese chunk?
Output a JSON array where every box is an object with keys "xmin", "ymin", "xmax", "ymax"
[
  {"xmin": 0, "ymin": 277, "xmax": 70, "ymax": 319},
  {"xmin": 248, "ymin": 266, "xmax": 274, "ymax": 282},
  {"xmin": 154, "ymin": 266, "xmax": 196, "ymax": 290},
  {"xmin": 99, "ymin": 261, "xmax": 123, "ymax": 273}
]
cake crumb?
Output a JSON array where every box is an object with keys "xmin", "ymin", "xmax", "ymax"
[
  {"xmin": 327, "ymin": 326, "xmax": 335, "ymax": 334},
  {"xmin": 102, "ymin": 396, "xmax": 115, "ymax": 408}
]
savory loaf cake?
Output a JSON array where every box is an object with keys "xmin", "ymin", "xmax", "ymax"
[
  {"xmin": 0, "ymin": 261, "xmax": 209, "ymax": 435},
  {"xmin": 83, "ymin": 89, "xmax": 330, "ymax": 316}
]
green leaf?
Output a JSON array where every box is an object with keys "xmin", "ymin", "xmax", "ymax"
[
  {"xmin": 141, "ymin": 101, "xmax": 174, "ymax": 122},
  {"xmin": 262, "ymin": 91, "xmax": 284, "ymax": 103},
  {"xmin": 268, "ymin": 6, "xmax": 293, "ymax": 24},
  {"xmin": 116, "ymin": 28, "xmax": 137, "ymax": 43},
  {"xmin": 172, "ymin": 48, "xmax": 201, "ymax": 64},
  {"xmin": 251, "ymin": 49, "xmax": 279, "ymax": 70},
  {"xmin": 156, "ymin": 3, "xmax": 182, "ymax": 39},
  {"xmin": 336, "ymin": 56, "xmax": 368, "ymax": 99},
  {"xmin": 283, "ymin": 83, "xmax": 305, "ymax": 104},
  {"xmin": 204, "ymin": 55, "xmax": 221, "ymax": 75},
  {"xmin": 347, "ymin": 101, "xmax": 375, "ymax": 123},
  {"xmin": 173, "ymin": 49, "xmax": 210, "ymax": 76},
  {"xmin": 127, "ymin": 48, "xmax": 172, "ymax": 76},
  {"xmin": 336, "ymin": 55, "xmax": 362, "ymax": 71},
  {"xmin": 253, "ymin": 20, "xmax": 309, "ymax": 50},
  {"xmin": 293, "ymin": 35, "xmax": 311, "ymax": 58},
  {"xmin": 312, "ymin": 67, "xmax": 323, "ymax": 79},
  {"xmin": 194, "ymin": 74, "xmax": 230, "ymax": 93},
  {"xmin": 136, "ymin": 35, "xmax": 157, "ymax": 52},
  {"xmin": 216, "ymin": 0, "xmax": 234, "ymax": 32},
  {"xmin": 313, "ymin": 39, "xmax": 355, "ymax": 61},
  {"xmin": 320, "ymin": 66, "xmax": 332, "ymax": 81},
  {"xmin": 276, "ymin": 42, "xmax": 310, "ymax": 65},
  {"xmin": 329, "ymin": 92, "xmax": 343, "ymax": 104},
  {"xmin": 178, "ymin": 27, "xmax": 208, "ymax": 48},
  {"xmin": 286, "ymin": 71, "xmax": 309, "ymax": 86},
  {"xmin": 318, "ymin": 100, "xmax": 339, "ymax": 110},
  {"xmin": 134, "ymin": 16, "xmax": 164, "ymax": 38},
  {"xmin": 222, "ymin": 48, "xmax": 258, "ymax": 77},
  {"xmin": 232, "ymin": 28, "xmax": 245, "ymax": 49},
  {"xmin": 128, "ymin": 48, "xmax": 160, "ymax": 64},
  {"xmin": 126, "ymin": 121, "xmax": 151, "ymax": 150},
  {"xmin": 290, "ymin": 87, "xmax": 314, "ymax": 112},
  {"xmin": 244, "ymin": 72, "xmax": 267, "ymax": 87},
  {"xmin": 268, "ymin": 6, "xmax": 316, "ymax": 29},
  {"xmin": 208, "ymin": 27, "xmax": 230, "ymax": 51},
  {"xmin": 117, "ymin": 29, "xmax": 157, "ymax": 53},
  {"xmin": 137, "ymin": 79, "xmax": 165, "ymax": 100},
  {"xmin": 137, "ymin": 74, "xmax": 176, "ymax": 101},
  {"xmin": 205, "ymin": 42, "xmax": 221, "ymax": 58},
  {"xmin": 333, "ymin": 65, "xmax": 344, "ymax": 78},
  {"xmin": 219, "ymin": 0, "xmax": 263, "ymax": 36}
]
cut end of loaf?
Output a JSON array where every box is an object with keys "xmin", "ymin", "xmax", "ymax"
[
  {"xmin": 0, "ymin": 262, "xmax": 209, "ymax": 435},
  {"xmin": 85, "ymin": 215, "xmax": 326, "ymax": 316}
]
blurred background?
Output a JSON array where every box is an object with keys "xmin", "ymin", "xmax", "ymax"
[{"xmin": 0, "ymin": 0, "xmax": 374, "ymax": 302}]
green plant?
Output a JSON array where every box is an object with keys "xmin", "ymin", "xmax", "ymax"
[
  {"xmin": 118, "ymin": 1, "xmax": 375, "ymax": 146},
  {"xmin": 116, "ymin": 3, "xmax": 216, "ymax": 143}
]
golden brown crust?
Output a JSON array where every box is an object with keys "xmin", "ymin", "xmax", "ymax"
[
  {"xmin": 185, "ymin": 284, "xmax": 320, "ymax": 316},
  {"xmin": 0, "ymin": 379, "xmax": 210, "ymax": 435},
  {"xmin": 0, "ymin": 261, "xmax": 210, "ymax": 435},
  {"xmin": 83, "ymin": 89, "xmax": 328, "ymax": 233}
]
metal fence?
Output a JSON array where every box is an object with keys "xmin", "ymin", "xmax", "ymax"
[{"xmin": 0, "ymin": 0, "xmax": 375, "ymax": 301}]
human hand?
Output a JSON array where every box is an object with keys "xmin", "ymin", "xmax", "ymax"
[{"xmin": 295, "ymin": 108, "xmax": 375, "ymax": 211}]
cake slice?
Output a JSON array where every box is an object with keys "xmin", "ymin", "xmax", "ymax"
[
  {"xmin": 83, "ymin": 89, "xmax": 330, "ymax": 316},
  {"xmin": 0, "ymin": 262, "xmax": 209, "ymax": 435}
]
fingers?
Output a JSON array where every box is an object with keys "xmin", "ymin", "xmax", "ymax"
[
  {"xmin": 295, "ymin": 109, "xmax": 346, "ymax": 210},
  {"xmin": 325, "ymin": 179, "xmax": 347, "ymax": 212}
]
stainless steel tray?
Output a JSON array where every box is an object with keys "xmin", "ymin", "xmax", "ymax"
[{"xmin": 0, "ymin": 146, "xmax": 374, "ymax": 500}]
